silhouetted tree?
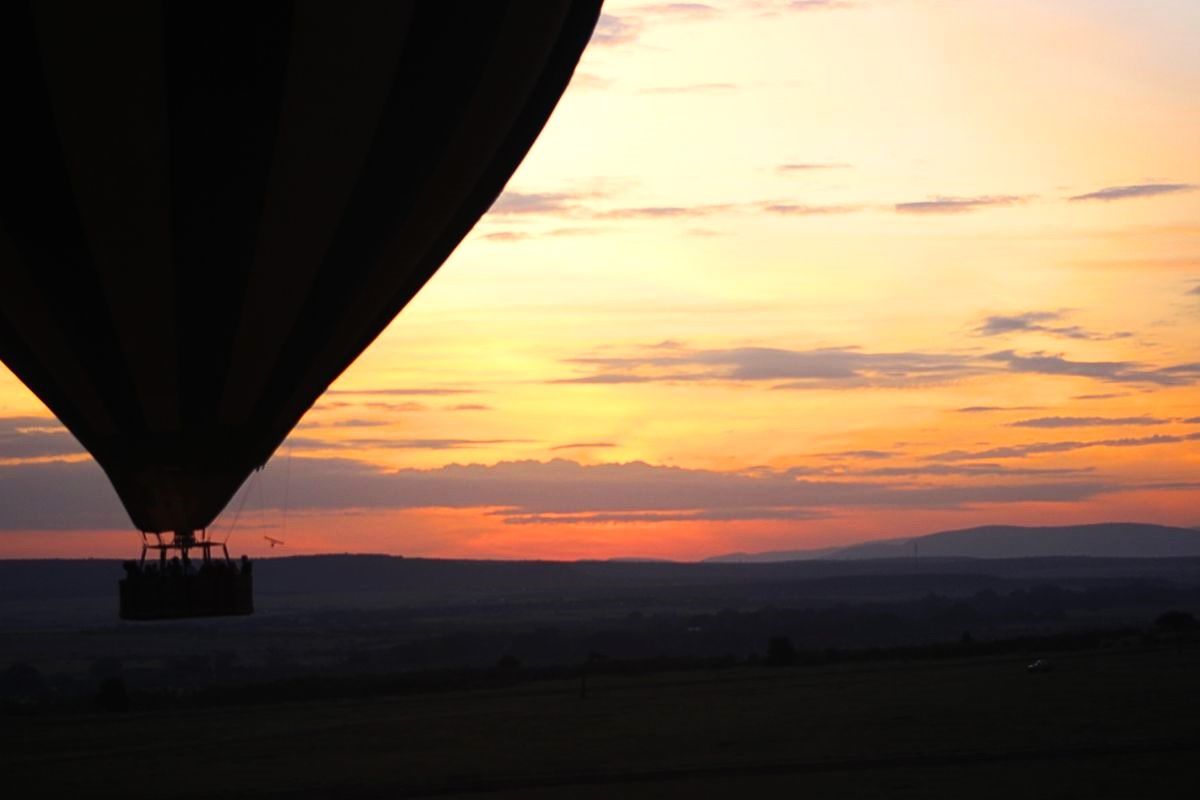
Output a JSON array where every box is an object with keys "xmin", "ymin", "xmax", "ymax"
[
  {"xmin": 766, "ymin": 636, "xmax": 797, "ymax": 667},
  {"xmin": 1, "ymin": 662, "xmax": 47, "ymax": 705},
  {"xmin": 95, "ymin": 677, "xmax": 129, "ymax": 713},
  {"xmin": 494, "ymin": 654, "xmax": 522, "ymax": 673},
  {"xmin": 89, "ymin": 657, "xmax": 123, "ymax": 682},
  {"xmin": 1154, "ymin": 610, "xmax": 1198, "ymax": 632},
  {"xmin": 1154, "ymin": 610, "xmax": 1198, "ymax": 653}
]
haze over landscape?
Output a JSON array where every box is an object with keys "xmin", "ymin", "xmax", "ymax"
[{"xmin": 2, "ymin": 0, "xmax": 1198, "ymax": 561}]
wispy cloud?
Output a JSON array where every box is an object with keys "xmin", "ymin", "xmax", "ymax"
[
  {"xmin": 593, "ymin": 203, "xmax": 739, "ymax": 219},
  {"xmin": 861, "ymin": 463, "xmax": 1090, "ymax": 478},
  {"xmin": 568, "ymin": 72, "xmax": 612, "ymax": 91},
  {"xmin": 763, "ymin": 203, "xmax": 864, "ymax": 216},
  {"xmin": 488, "ymin": 190, "xmax": 872, "ymax": 223},
  {"xmin": 895, "ymin": 195, "xmax": 1025, "ymax": 214},
  {"xmin": 298, "ymin": 418, "xmax": 399, "ymax": 430},
  {"xmin": 639, "ymin": 83, "xmax": 737, "ymax": 94},
  {"xmin": 552, "ymin": 373, "xmax": 662, "ymax": 385},
  {"xmin": 1010, "ymin": 416, "xmax": 1169, "ymax": 429},
  {"xmin": 555, "ymin": 345, "xmax": 980, "ymax": 389},
  {"xmin": 590, "ymin": 14, "xmax": 644, "ymax": 47},
  {"xmin": 551, "ymin": 442, "xmax": 617, "ymax": 451},
  {"xmin": 955, "ymin": 406, "xmax": 1040, "ymax": 413},
  {"xmin": 930, "ymin": 432, "xmax": 1200, "ymax": 461},
  {"xmin": 822, "ymin": 449, "xmax": 894, "ymax": 460},
  {"xmin": 325, "ymin": 388, "xmax": 477, "ymax": 396},
  {"xmin": 632, "ymin": 3, "xmax": 719, "ymax": 19},
  {"xmin": 974, "ymin": 310, "xmax": 1130, "ymax": 341},
  {"xmin": 265, "ymin": 458, "xmax": 1121, "ymax": 516},
  {"xmin": 498, "ymin": 508, "xmax": 826, "ymax": 525},
  {"xmin": 488, "ymin": 192, "xmax": 585, "ymax": 216},
  {"xmin": 1068, "ymin": 183, "xmax": 1197, "ymax": 202},
  {"xmin": 0, "ymin": 453, "xmax": 1184, "ymax": 530},
  {"xmin": 0, "ymin": 417, "xmax": 82, "ymax": 460},
  {"xmin": 776, "ymin": 162, "xmax": 851, "ymax": 173},
  {"xmin": 764, "ymin": 0, "xmax": 856, "ymax": 11},
  {"xmin": 589, "ymin": 4, "xmax": 717, "ymax": 49},
  {"xmin": 286, "ymin": 437, "xmax": 529, "ymax": 451},
  {"xmin": 555, "ymin": 342, "xmax": 1200, "ymax": 391},
  {"xmin": 984, "ymin": 350, "xmax": 1200, "ymax": 387}
]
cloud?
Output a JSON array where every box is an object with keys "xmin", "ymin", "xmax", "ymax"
[
  {"xmin": 895, "ymin": 195, "xmax": 1025, "ymax": 214},
  {"xmin": 551, "ymin": 442, "xmax": 618, "ymax": 450},
  {"xmin": 822, "ymin": 450, "xmax": 894, "ymax": 460},
  {"xmin": 286, "ymin": 437, "xmax": 529, "ymax": 451},
  {"xmin": 593, "ymin": 203, "xmax": 739, "ymax": 219},
  {"xmin": 480, "ymin": 227, "xmax": 607, "ymax": 242},
  {"xmin": 1010, "ymin": 416, "xmax": 1168, "ymax": 429},
  {"xmin": 973, "ymin": 310, "xmax": 1130, "ymax": 341},
  {"xmin": 0, "ymin": 454, "xmax": 1183, "ymax": 531},
  {"xmin": 631, "ymin": 3, "xmax": 719, "ymax": 18},
  {"xmin": 0, "ymin": 417, "xmax": 83, "ymax": 460},
  {"xmin": 486, "ymin": 191, "xmax": 873, "ymax": 224},
  {"xmin": 314, "ymin": 400, "xmax": 447, "ymax": 413},
  {"xmin": 861, "ymin": 463, "xmax": 1090, "ymax": 478},
  {"xmin": 479, "ymin": 231, "xmax": 533, "ymax": 242},
  {"xmin": 569, "ymin": 72, "xmax": 612, "ymax": 91},
  {"xmin": 774, "ymin": 0, "xmax": 856, "ymax": 10},
  {"xmin": 590, "ymin": 14, "xmax": 644, "ymax": 47},
  {"xmin": 955, "ymin": 406, "xmax": 1040, "ymax": 413},
  {"xmin": 264, "ymin": 458, "xmax": 1125, "ymax": 516},
  {"xmin": 1072, "ymin": 393, "xmax": 1127, "ymax": 401},
  {"xmin": 1068, "ymin": 183, "xmax": 1197, "ymax": 202},
  {"xmin": 488, "ymin": 191, "xmax": 584, "ymax": 216},
  {"xmin": 984, "ymin": 350, "xmax": 1200, "ymax": 387},
  {"xmin": 929, "ymin": 432, "xmax": 1200, "ymax": 461},
  {"xmin": 777, "ymin": 163, "xmax": 851, "ymax": 173},
  {"xmin": 763, "ymin": 203, "xmax": 864, "ymax": 216},
  {"xmin": 589, "ymin": 5, "xmax": 716, "ymax": 49},
  {"xmin": 556, "ymin": 345, "xmax": 980, "ymax": 389},
  {"xmin": 325, "ymin": 388, "xmax": 476, "ymax": 396},
  {"xmin": 639, "ymin": 83, "xmax": 737, "ymax": 94},
  {"xmin": 551, "ymin": 373, "xmax": 662, "ymax": 385},
  {"xmin": 0, "ymin": 458, "xmax": 130, "ymax": 529},
  {"xmin": 298, "ymin": 418, "xmax": 401, "ymax": 430},
  {"xmin": 448, "ymin": 404, "xmax": 491, "ymax": 412},
  {"xmin": 556, "ymin": 342, "xmax": 1200, "ymax": 391},
  {"xmin": 498, "ymin": 508, "xmax": 826, "ymax": 525},
  {"xmin": 1184, "ymin": 417, "xmax": 1200, "ymax": 424}
]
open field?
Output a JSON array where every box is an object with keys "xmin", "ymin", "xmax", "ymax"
[{"xmin": 4, "ymin": 644, "xmax": 1198, "ymax": 798}]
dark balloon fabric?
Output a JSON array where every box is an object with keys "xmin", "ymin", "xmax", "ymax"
[{"xmin": 0, "ymin": 1, "xmax": 601, "ymax": 533}]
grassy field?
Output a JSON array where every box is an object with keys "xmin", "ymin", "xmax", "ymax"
[{"xmin": 4, "ymin": 644, "xmax": 1198, "ymax": 798}]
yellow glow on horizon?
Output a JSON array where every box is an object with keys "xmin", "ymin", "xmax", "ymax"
[{"xmin": 2, "ymin": 0, "xmax": 1198, "ymax": 559}]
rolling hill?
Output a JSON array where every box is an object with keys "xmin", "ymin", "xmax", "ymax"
[{"xmin": 708, "ymin": 522, "xmax": 1200, "ymax": 562}]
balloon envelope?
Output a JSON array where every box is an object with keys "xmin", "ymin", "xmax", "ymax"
[{"xmin": 0, "ymin": 1, "xmax": 601, "ymax": 533}]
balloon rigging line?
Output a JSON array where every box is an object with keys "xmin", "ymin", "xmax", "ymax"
[
  {"xmin": 282, "ymin": 439, "xmax": 292, "ymax": 540},
  {"xmin": 221, "ymin": 471, "xmax": 257, "ymax": 545}
]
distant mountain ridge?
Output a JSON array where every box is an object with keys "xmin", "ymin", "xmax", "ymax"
[{"xmin": 707, "ymin": 522, "xmax": 1200, "ymax": 562}]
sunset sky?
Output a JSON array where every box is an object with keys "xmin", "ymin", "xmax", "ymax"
[{"xmin": 2, "ymin": 0, "xmax": 1198, "ymax": 560}]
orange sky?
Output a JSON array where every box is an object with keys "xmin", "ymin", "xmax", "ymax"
[{"xmin": 2, "ymin": 0, "xmax": 1199, "ymax": 560}]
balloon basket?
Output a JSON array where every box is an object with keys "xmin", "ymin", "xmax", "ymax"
[{"xmin": 118, "ymin": 532, "xmax": 254, "ymax": 620}]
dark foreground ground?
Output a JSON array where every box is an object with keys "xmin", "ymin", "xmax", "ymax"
[{"xmin": 4, "ymin": 643, "xmax": 1198, "ymax": 799}]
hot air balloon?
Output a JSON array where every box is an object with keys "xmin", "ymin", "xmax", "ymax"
[{"xmin": 0, "ymin": 1, "xmax": 602, "ymax": 618}]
